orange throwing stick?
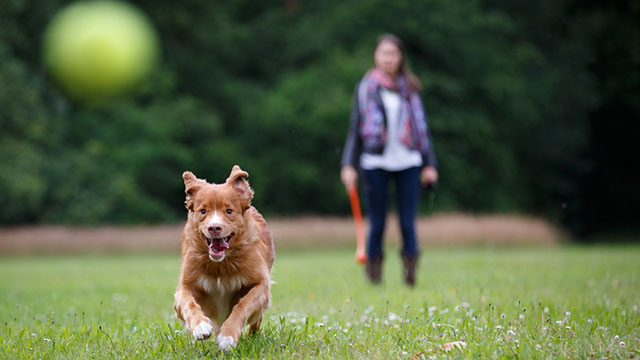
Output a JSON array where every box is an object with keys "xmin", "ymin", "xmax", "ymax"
[{"xmin": 348, "ymin": 186, "xmax": 367, "ymax": 264}]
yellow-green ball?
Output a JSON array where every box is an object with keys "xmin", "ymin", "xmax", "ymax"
[{"xmin": 43, "ymin": 1, "xmax": 159, "ymax": 102}]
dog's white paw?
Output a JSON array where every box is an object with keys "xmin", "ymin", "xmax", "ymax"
[
  {"xmin": 216, "ymin": 334, "xmax": 236, "ymax": 352},
  {"xmin": 192, "ymin": 321, "xmax": 213, "ymax": 340}
]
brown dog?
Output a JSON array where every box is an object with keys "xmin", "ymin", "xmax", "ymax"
[{"xmin": 173, "ymin": 166, "xmax": 274, "ymax": 351}]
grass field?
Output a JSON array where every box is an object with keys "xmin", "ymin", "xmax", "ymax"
[{"xmin": 1, "ymin": 246, "xmax": 638, "ymax": 359}]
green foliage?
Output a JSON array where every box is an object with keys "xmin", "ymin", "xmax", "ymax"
[
  {"xmin": 0, "ymin": 0, "xmax": 634, "ymax": 226},
  {"xmin": 0, "ymin": 43, "xmax": 66, "ymax": 223},
  {"xmin": 0, "ymin": 247, "xmax": 639, "ymax": 358},
  {"xmin": 238, "ymin": 50, "xmax": 364, "ymax": 214}
]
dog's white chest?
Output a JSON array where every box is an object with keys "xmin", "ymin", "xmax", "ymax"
[
  {"xmin": 197, "ymin": 275, "xmax": 249, "ymax": 324},
  {"xmin": 197, "ymin": 275, "xmax": 248, "ymax": 296}
]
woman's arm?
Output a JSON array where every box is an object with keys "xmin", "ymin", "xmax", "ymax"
[
  {"xmin": 341, "ymin": 82, "xmax": 363, "ymax": 169},
  {"xmin": 341, "ymin": 83, "xmax": 363, "ymax": 191}
]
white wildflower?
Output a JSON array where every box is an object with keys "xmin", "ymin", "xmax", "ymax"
[
  {"xmin": 364, "ymin": 306, "xmax": 374, "ymax": 315},
  {"xmin": 388, "ymin": 312, "xmax": 400, "ymax": 322}
]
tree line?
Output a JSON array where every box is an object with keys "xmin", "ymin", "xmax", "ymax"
[{"xmin": 1, "ymin": 0, "xmax": 637, "ymax": 236}]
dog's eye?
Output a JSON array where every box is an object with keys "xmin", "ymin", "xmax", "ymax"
[
  {"xmin": 226, "ymin": 208, "xmax": 233, "ymax": 214},
  {"xmin": 200, "ymin": 209, "xmax": 207, "ymax": 215}
]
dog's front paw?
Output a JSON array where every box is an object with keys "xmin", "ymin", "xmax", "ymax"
[
  {"xmin": 216, "ymin": 334, "xmax": 236, "ymax": 352},
  {"xmin": 192, "ymin": 321, "xmax": 213, "ymax": 340}
]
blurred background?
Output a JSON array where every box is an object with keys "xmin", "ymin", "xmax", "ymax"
[{"xmin": 0, "ymin": 0, "xmax": 638, "ymax": 241}]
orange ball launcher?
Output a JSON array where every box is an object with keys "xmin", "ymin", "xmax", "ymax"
[{"xmin": 348, "ymin": 186, "xmax": 367, "ymax": 264}]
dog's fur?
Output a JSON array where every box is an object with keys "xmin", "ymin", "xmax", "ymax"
[{"xmin": 173, "ymin": 166, "xmax": 274, "ymax": 351}]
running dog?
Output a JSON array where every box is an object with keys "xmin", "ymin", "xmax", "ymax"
[{"xmin": 173, "ymin": 166, "xmax": 274, "ymax": 351}]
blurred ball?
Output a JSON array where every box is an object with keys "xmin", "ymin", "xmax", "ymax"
[{"xmin": 43, "ymin": 1, "xmax": 159, "ymax": 102}]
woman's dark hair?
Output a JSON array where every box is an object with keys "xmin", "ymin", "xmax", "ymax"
[{"xmin": 375, "ymin": 33, "xmax": 422, "ymax": 92}]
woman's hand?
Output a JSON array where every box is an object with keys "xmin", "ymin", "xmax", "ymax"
[
  {"xmin": 340, "ymin": 165, "xmax": 358, "ymax": 192},
  {"xmin": 420, "ymin": 166, "xmax": 438, "ymax": 187}
]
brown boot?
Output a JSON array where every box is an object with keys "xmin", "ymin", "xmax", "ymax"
[
  {"xmin": 401, "ymin": 253, "xmax": 418, "ymax": 287},
  {"xmin": 365, "ymin": 256, "xmax": 383, "ymax": 284}
]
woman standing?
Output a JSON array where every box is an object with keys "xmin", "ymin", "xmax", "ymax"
[{"xmin": 341, "ymin": 34, "xmax": 438, "ymax": 286}]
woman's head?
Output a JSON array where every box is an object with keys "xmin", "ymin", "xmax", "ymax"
[
  {"xmin": 373, "ymin": 34, "xmax": 421, "ymax": 92},
  {"xmin": 374, "ymin": 35, "xmax": 403, "ymax": 77}
]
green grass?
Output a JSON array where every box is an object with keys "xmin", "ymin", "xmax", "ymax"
[{"xmin": 1, "ymin": 246, "xmax": 639, "ymax": 359}]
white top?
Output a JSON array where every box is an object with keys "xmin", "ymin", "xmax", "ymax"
[{"xmin": 360, "ymin": 88, "xmax": 423, "ymax": 171}]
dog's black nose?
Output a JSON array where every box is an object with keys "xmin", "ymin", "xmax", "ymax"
[{"xmin": 208, "ymin": 224, "xmax": 223, "ymax": 236}]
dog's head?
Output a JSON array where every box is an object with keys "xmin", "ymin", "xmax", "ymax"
[{"xmin": 183, "ymin": 165, "xmax": 254, "ymax": 262}]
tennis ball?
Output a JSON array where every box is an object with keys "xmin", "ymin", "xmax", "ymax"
[{"xmin": 43, "ymin": 1, "xmax": 159, "ymax": 102}]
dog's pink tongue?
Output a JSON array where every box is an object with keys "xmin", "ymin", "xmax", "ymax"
[{"xmin": 211, "ymin": 240, "xmax": 229, "ymax": 251}]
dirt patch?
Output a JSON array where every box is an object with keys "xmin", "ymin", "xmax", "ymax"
[
  {"xmin": 270, "ymin": 213, "xmax": 563, "ymax": 248},
  {"xmin": 0, "ymin": 213, "xmax": 563, "ymax": 255}
]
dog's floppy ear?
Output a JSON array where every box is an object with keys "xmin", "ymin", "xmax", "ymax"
[
  {"xmin": 226, "ymin": 165, "xmax": 254, "ymax": 209},
  {"xmin": 183, "ymin": 171, "xmax": 206, "ymax": 211}
]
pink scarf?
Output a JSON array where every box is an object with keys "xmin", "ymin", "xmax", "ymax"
[{"xmin": 358, "ymin": 68, "xmax": 430, "ymax": 154}]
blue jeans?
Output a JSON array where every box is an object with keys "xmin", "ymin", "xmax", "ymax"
[{"xmin": 361, "ymin": 167, "xmax": 421, "ymax": 259}]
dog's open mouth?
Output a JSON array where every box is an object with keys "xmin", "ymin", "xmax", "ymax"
[{"xmin": 206, "ymin": 233, "xmax": 234, "ymax": 261}]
